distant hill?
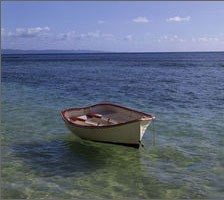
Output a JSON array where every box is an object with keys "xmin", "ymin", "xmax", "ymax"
[{"xmin": 1, "ymin": 49, "xmax": 108, "ymax": 54}]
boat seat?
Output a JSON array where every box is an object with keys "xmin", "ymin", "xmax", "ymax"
[
  {"xmin": 86, "ymin": 113, "xmax": 117, "ymax": 124},
  {"xmin": 86, "ymin": 113, "xmax": 102, "ymax": 118},
  {"xmin": 69, "ymin": 116, "xmax": 85, "ymax": 122},
  {"xmin": 69, "ymin": 114, "xmax": 118, "ymax": 126},
  {"xmin": 69, "ymin": 116, "xmax": 101, "ymax": 126}
]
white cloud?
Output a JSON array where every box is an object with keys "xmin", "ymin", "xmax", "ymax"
[
  {"xmin": 86, "ymin": 31, "xmax": 100, "ymax": 38},
  {"xmin": 79, "ymin": 31, "xmax": 114, "ymax": 40},
  {"xmin": 58, "ymin": 30, "xmax": 114, "ymax": 41},
  {"xmin": 101, "ymin": 33, "xmax": 114, "ymax": 38},
  {"xmin": 124, "ymin": 35, "xmax": 132, "ymax": 41},
  {"xmin": 133, "ymin": 16, "xmax": 149, "ymax": 23},
  {"xmin": 98, "ymin": 20, "xmax": 105, "ymax": 24},
  {"xmin": 167, "ymin": 16, "xmax": 191, "ymax": 22},
  {"xmin": 58, "ymin": 31, "xmax": 76, "ymax": 40},
  {"xmin": 7, "ymin": 27, "xmax": 50, "ymax": 38},
  {"xmin": 1, "ymin": 28, "xmax": 6, "ymax": 36},
  {"xmin": 159, "ymin": 34, "xmax": 185, "ymax": 42},
  {"xmin": 198, "ymin": 37, "xmax": 219, "ymax": 42}
]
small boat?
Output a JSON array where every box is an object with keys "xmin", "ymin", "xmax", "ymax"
[{"xmin": 61, "ymin": 103, "xmax": 155, "ymax": 148}]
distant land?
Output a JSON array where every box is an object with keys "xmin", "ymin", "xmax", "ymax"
[
  {"xmin": 1, "ymin": 49, "xmax": 108, "ymax": 54},
  {"xmin": 1, "ymin": 49, "xmax": 223, "ymax": 55}
]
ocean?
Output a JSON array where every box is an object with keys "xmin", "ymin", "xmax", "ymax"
[{"xmin": 1, "ymin": 52, "xmax": 224, "ymax": 199}]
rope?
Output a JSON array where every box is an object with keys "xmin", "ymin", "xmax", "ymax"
[{"xmin": 152, "ymin": 119, "xmax": 156, "ymax": 146}]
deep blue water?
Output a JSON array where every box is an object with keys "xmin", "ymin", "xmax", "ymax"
[{"xmin": 1, "ymin": 52, "xmax": 224, "ymax": 199}]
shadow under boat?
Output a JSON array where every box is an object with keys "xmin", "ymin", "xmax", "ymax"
[{"xmin": 11, "ymin": 137, "xmax": 143, "ymax": 178}]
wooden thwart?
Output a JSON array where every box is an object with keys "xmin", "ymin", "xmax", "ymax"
[
  {"xmin": 69, "ymin": 113, "xmax": 116, "ymax": 126},
  {"xmin": 69, "ymin": 116, "xmax": 85, "ymax": 122},
  {"xmin": 86, "ymin": 113, "xmax": 102, "ymax": 118}
]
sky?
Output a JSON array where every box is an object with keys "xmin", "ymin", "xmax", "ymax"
[{"xmin": 1, "ymin": 1, "xmax": 224, "ymax": 52}]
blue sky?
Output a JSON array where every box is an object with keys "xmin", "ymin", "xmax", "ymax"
[{"xmin": 2, "ymin": 1, "xmax": 224, "ymax": 52}]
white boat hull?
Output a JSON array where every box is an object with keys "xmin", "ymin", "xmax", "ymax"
[
  {"xmin": 63, "ymin": 119, "xmax": 152, "ymax": 147},
  {"xmin": 61, "ymin": 103, "xmax": 155, "ymax": 147}
]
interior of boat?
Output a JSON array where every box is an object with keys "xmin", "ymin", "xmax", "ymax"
[
  {"xmin": 69, "ymin": 113, "xmax": 116, "ymax": 126},
  {"xmin": 64, "ymin": 104, "xmax": 148, "ymax": 127}
]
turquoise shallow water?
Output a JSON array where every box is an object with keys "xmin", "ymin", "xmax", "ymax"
[{"xmin": 1, "ymin": 52, "xmax": 224, "ymax": 199}]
